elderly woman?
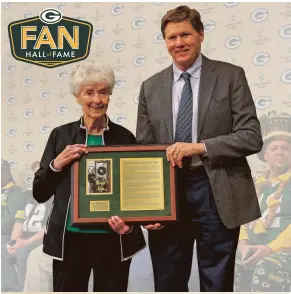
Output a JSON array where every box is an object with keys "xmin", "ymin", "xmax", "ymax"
[{"xmin": 33, "ymin": 61, "xmax": 145, "ymax": 292}]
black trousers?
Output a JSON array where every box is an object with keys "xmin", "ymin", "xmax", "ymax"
[
  {"xmin": 149, "ymin": 167, "xmax": 240, "ymax": 292},
  {"xmin": 53, "ymin": 232, "xmax": 131, "ymax": 292}
]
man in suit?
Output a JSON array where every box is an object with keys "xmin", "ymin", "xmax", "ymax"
[{"xmin": 136, "ymin": 5, "xmax": 263, "ymax": 292}]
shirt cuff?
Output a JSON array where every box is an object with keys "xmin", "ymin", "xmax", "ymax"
[
  {"xmin": 49, "ymin": 160, "xmax": 62, "ymax": 172},
  {"xmin": 201, "ymin": 141, "xmax": 207, "ymax": 154}
]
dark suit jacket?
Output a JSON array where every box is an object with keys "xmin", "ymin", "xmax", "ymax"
[{"xmin": 136, "ymin": 54, "xmax": 263, "ymax": 229}]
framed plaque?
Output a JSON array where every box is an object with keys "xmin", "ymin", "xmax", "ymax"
[{"xmin": 71, "ymin": 145, "xmax": 177, "ymax": 225}]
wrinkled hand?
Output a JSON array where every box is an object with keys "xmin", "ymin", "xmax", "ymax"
[
  {"xmin": 143, "ymin": 223, "xmax": 164, "ymax": 230},
  {"xmin": 108, "ymin": 216, "xmax": 132, "ymax": 235},
  {"xmin": 53, "ymin": 144, "xmax": 88, "ymax": 170},
  {"xmin": 166, "ymin": 142, "xmax": 205, "ymax": 168},
  {"xmin": 243, "ymin": 245, "xmax": 272, "ymax": 266}
]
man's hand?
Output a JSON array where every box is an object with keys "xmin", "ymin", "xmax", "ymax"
[
  {"xmin": 7, "ymin": 239, "xmax": 29, "ymax": 254},
  {"xmin": 108, "ymin": 216, "xmax": 133, "ymax": 235},
  {"xmin": 11, "ymin": 238, "xmax": 29, "ymax": 250},
  {"xmin": 166, "ymin": 142, "xmax": 205, "ymax": 168},
  {"xmin": 143, "ymin": 223, "xmax": 164, "ymax": 230},
  {"xmin": 6, "ymin": 244, "xmax": 15, "ymax": 255},
  {"xmin": 53, "ymin": 144, "xmax": 88, "ymax": 170},
  {"xmin": 243, "ymin": 245, "xmax": 272, "ymax": 266}
]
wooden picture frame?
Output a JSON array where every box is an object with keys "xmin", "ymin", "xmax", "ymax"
[{"xmin": 71, "ymin": 145, "xmax": 177, "ymax": 224}]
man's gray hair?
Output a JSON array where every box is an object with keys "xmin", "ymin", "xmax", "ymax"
[{"xmin": 70, "ymin": 60, "xmax": 115, "ymax": 95}]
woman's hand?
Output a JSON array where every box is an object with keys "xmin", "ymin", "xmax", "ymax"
[
  {"xmin": 143, "ymin": 223, "xmax": 164, "ymax": 230},
  {"xmin": 108, "ymin": 216, "xmax": 133, "ymax": 235},
  {"xmin": 53, "ymin": 144, "xmax": 88, "ymax": 170}
]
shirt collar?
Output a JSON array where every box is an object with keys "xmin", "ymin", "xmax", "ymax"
[
  {"xmin": 173, "ymin": 53, "xmax": 202, "ymax": 83},
  {"xmin": 80, "ymin": 115, "xmax": 110, "ymax": 132}
]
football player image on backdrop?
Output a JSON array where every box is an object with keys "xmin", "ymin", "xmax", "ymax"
[
  {"xmin": 1, "ymin": 159, "xmax": 26, "ymax": 292},
  {"xmin": 235, "ymin": 112, "xmax": 291, "ymax": 292},
  {"xmin": 10, "ymin": 161, "xmax": 53, "ymax": 291}
]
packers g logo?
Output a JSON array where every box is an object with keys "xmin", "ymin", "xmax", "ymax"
[
  {"xmin": 7, "ymin": 128, "xmax": 17, "ymax": 137},
  {"xmin": 132, "ymin": 17, "xmax": 145, "ymax": 29},
  {"xmin": 111, "ymin": 40, "xmax": 125, "ymax": 52},
  {"xmin": 6, "ymin": 64, "xmax": 16, "ymax": 73},
  {"xmin": 93, "ymin": 27, "xmax": 104, "ymax": 38},
  {"xmin": 252, "ymin": 52, "xmax": 270, "ymax": 66},
  {"xmin": 57, "ymin": 104, "xmax": 68, "ymax": 114},
  {"xmin": 254, "ymin": 96, "xmax": 272, "ymax": 110},
  {"xmin": 114, "ymin": 78, "xmax": 125, "ymax": 89},
  {"xmin": 251, "ymin": 8, "xmax": 269, "ymax": 23},
  {"xmin": 8, "ymin": 8, "xmax": 92, "ymax": 68},
  {"xmin": 39, "ymin": 90, "xmax": 50, "ymax": 100},
  {"xmin": 279, "ymin": 24, "xmax": 291, "ymax": 39},
  {"xmin": 225, "ymin": 36, "xmax": 242, "ymax": 49},
  {"xmin": 23, "ymin": 109, "xmax": 33, "ymax": 119},
  {"xmin": 281, "ymin": 70, "xmax": 291, "ymax": 84},
  {"xmin": 23, "ymin": 76, "xmax": 33, "ymax": 86},
  {"xmin": 113, "ymin": 114, "xmax": 126, "ymax": 125},
  {"xmin": 154, "ymin": 32, "xmax": 164, "ymax": 43},
  {"xmin": 6, "ymin": 96, "xmax": 16, "ymax": 104},
  {"xmin": 133, "ymin": 55, "xmax": 146, "ymax": 67},
  {"xmin": 57, "ymin": 71, "xmax": 68, "ymax": 80},
  {"xmin": 24, "ymin": 142, "xmax": 35, "ymax": 152},
  {"xmin": 203, "ymin": 21, "xmax": 215, "ymax": 34},
  {"xmin": 111, "ymin": 4, "xmax": 124, "ymax": 16},
  {"xmin": 39, "ymin": 9, "xmax": 62, "ymax": 24},
  {"xmin": 40, "ymin": 124, "xmax": 51, "ymax": 133}
]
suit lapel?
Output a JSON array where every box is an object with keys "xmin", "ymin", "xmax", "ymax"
[
  {"xmin": 197, "ymin": 55, "xmax": 218, "ymax": 140},
  {"xmin": 160, "ymin": 66, "xmax": 174, "ymax": 143}
]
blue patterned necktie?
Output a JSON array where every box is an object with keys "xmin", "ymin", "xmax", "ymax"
[{"xmin": 175, "ymin": 72, "xmax": 193, "ymax": 143}]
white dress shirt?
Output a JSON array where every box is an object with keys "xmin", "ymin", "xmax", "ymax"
[{"xmin": 172, "ymin": 54, "xmax": 203, "ymax": 166}]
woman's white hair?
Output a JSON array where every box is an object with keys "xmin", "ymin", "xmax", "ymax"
[{"xmin": 70, "ymin": 60, "xmax": 115, "ymax": 95}]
